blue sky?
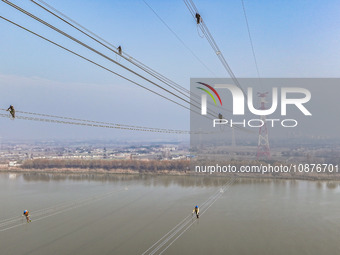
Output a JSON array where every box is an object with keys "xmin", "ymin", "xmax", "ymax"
[{"xmin": 0, "ymin": 0, "xmax": 340, "ymax": 141}]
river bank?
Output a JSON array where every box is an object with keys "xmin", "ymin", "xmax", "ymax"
[{"xmin": 1, "ymin": 166, "xmax": 340, "ymax": 181}]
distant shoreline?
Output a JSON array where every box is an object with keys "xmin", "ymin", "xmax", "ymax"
[
  {"xmin": 0, "ymin": 166, "xmax": 190, "ymax": 176},
  {"xmin": 1, "ymin": 167, "xmax": 340, "ymax": 181}
]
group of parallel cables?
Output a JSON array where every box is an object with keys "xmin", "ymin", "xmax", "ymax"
[
  {"xmin": 0, "ymin": 187, "xmax": 127, "ymax": 232},
  {"xmin": 0, "ymin": 0, "xmax": 252, "ymax": 134},
  {"xmin": 0, "ymin": 108, "xmax": 195, "ymax": 134},
  {"xmin": 141, "ymin": 177, "xmax": 238, "ymax": 255}
]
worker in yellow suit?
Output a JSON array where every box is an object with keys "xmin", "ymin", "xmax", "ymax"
[{"xmin": 193, "ymin": 205, "xmax": 199, "ymax": 218}]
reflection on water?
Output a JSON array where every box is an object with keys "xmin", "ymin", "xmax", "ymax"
[
  {"xmin": 326, "ymin": 182, "xmax": 338, "ymax": 189},
  {"xmin": 5, "ymin": 173, "xmax": 337, "ymax": 190}
]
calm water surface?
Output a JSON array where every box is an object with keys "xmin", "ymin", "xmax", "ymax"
[{"xmin": 0, "ymin": 173, "xmax": 340, "ymax": 255}]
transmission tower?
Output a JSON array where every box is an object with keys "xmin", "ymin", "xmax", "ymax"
[{"xmin": 256, "ymin": 92, "xmax": 271, "ymax": 158}]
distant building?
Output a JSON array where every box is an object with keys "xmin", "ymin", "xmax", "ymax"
[{"xmin": 8, "ymin": 161, "xmax": 19, "ymax": 167}]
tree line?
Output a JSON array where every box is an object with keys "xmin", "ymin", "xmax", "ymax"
[{"xmin": 21, "ymin": 159, "xmax": 190, "ymax": 172}]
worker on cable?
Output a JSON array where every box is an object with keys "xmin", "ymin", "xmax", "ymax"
[
  {"xmin": 218, "ymin": 113, "xmax": 223, "ymax": 123},
  {"xmin": 117, "ymin": 45, "xmax": 122, "ymax": 55},
  {"xmin": 193, "ymin": 205, "xmax": 199, "ymax": 218},
  {"xmin": 23, "ymin": 210, "xmax": 31, "ymax": 223},
  {"xmin": 6, "ymin": 105, "xmax": 15, "ymax": 119},
  {"xmin": 195, "ymin": 13, "xmax": 201, "ymax": 24}
]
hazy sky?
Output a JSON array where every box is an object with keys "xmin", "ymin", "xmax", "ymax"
[{"xmin": 0, "ymin": 0, "xmax": 340, "ymax": 141}]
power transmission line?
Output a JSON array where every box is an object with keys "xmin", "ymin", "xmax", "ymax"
[
  {"xmin": 3, "ymin": 0, "xmax": 202, "ymax": 114},
  {"xmin": 31, "ymin": 0, "xmax": 191, "ymax": 100},
  {"xmin": 142, "ymin": 0, "xmax": 216, "ymax": 77},
  {"xmin": 241, "ymin": 0, "xmax": 261, "ymax": 80},
  {"xmin": 8, "ymin": 0, "xmax": 234, "ymax": 123},
  {"xmin": 0, "ymin": 16, "xmax": 250, "ymax": 135},
  {"xmin": 141, "ymin": 0, "xmax": 234, "ymax": 116},
  {"xmin": 0, "ymin": 15, "xmax": 197, "ymax": 116},
  {"xmin": 241, "ymin": 0, "xmax": 264, "ymax": 92},
  {"xmin": 183, "ymin": 0, "xmax": 246, "ymax": 95},
  {"xmin": 3, "ymin": 0, "xmax": 233, "ymax": 125},
  {"xmin": 0, "ymin": 108, "xmax": 190, "ymax": 133},
  {"xmin": 1, "ymin": 1, "xmax": 254, "ymax": 134},
  {"xmin": 31, "ymin": 0, "xmax": 223, "ymax": 118},
  {"xmin": 0, "ymin": 111, "xmax": 197, "ymax": 134}
]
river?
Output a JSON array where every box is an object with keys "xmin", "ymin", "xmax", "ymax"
[{"xmin": 0, "ymin": 173, "xmax": 339, "ymax": 254}]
